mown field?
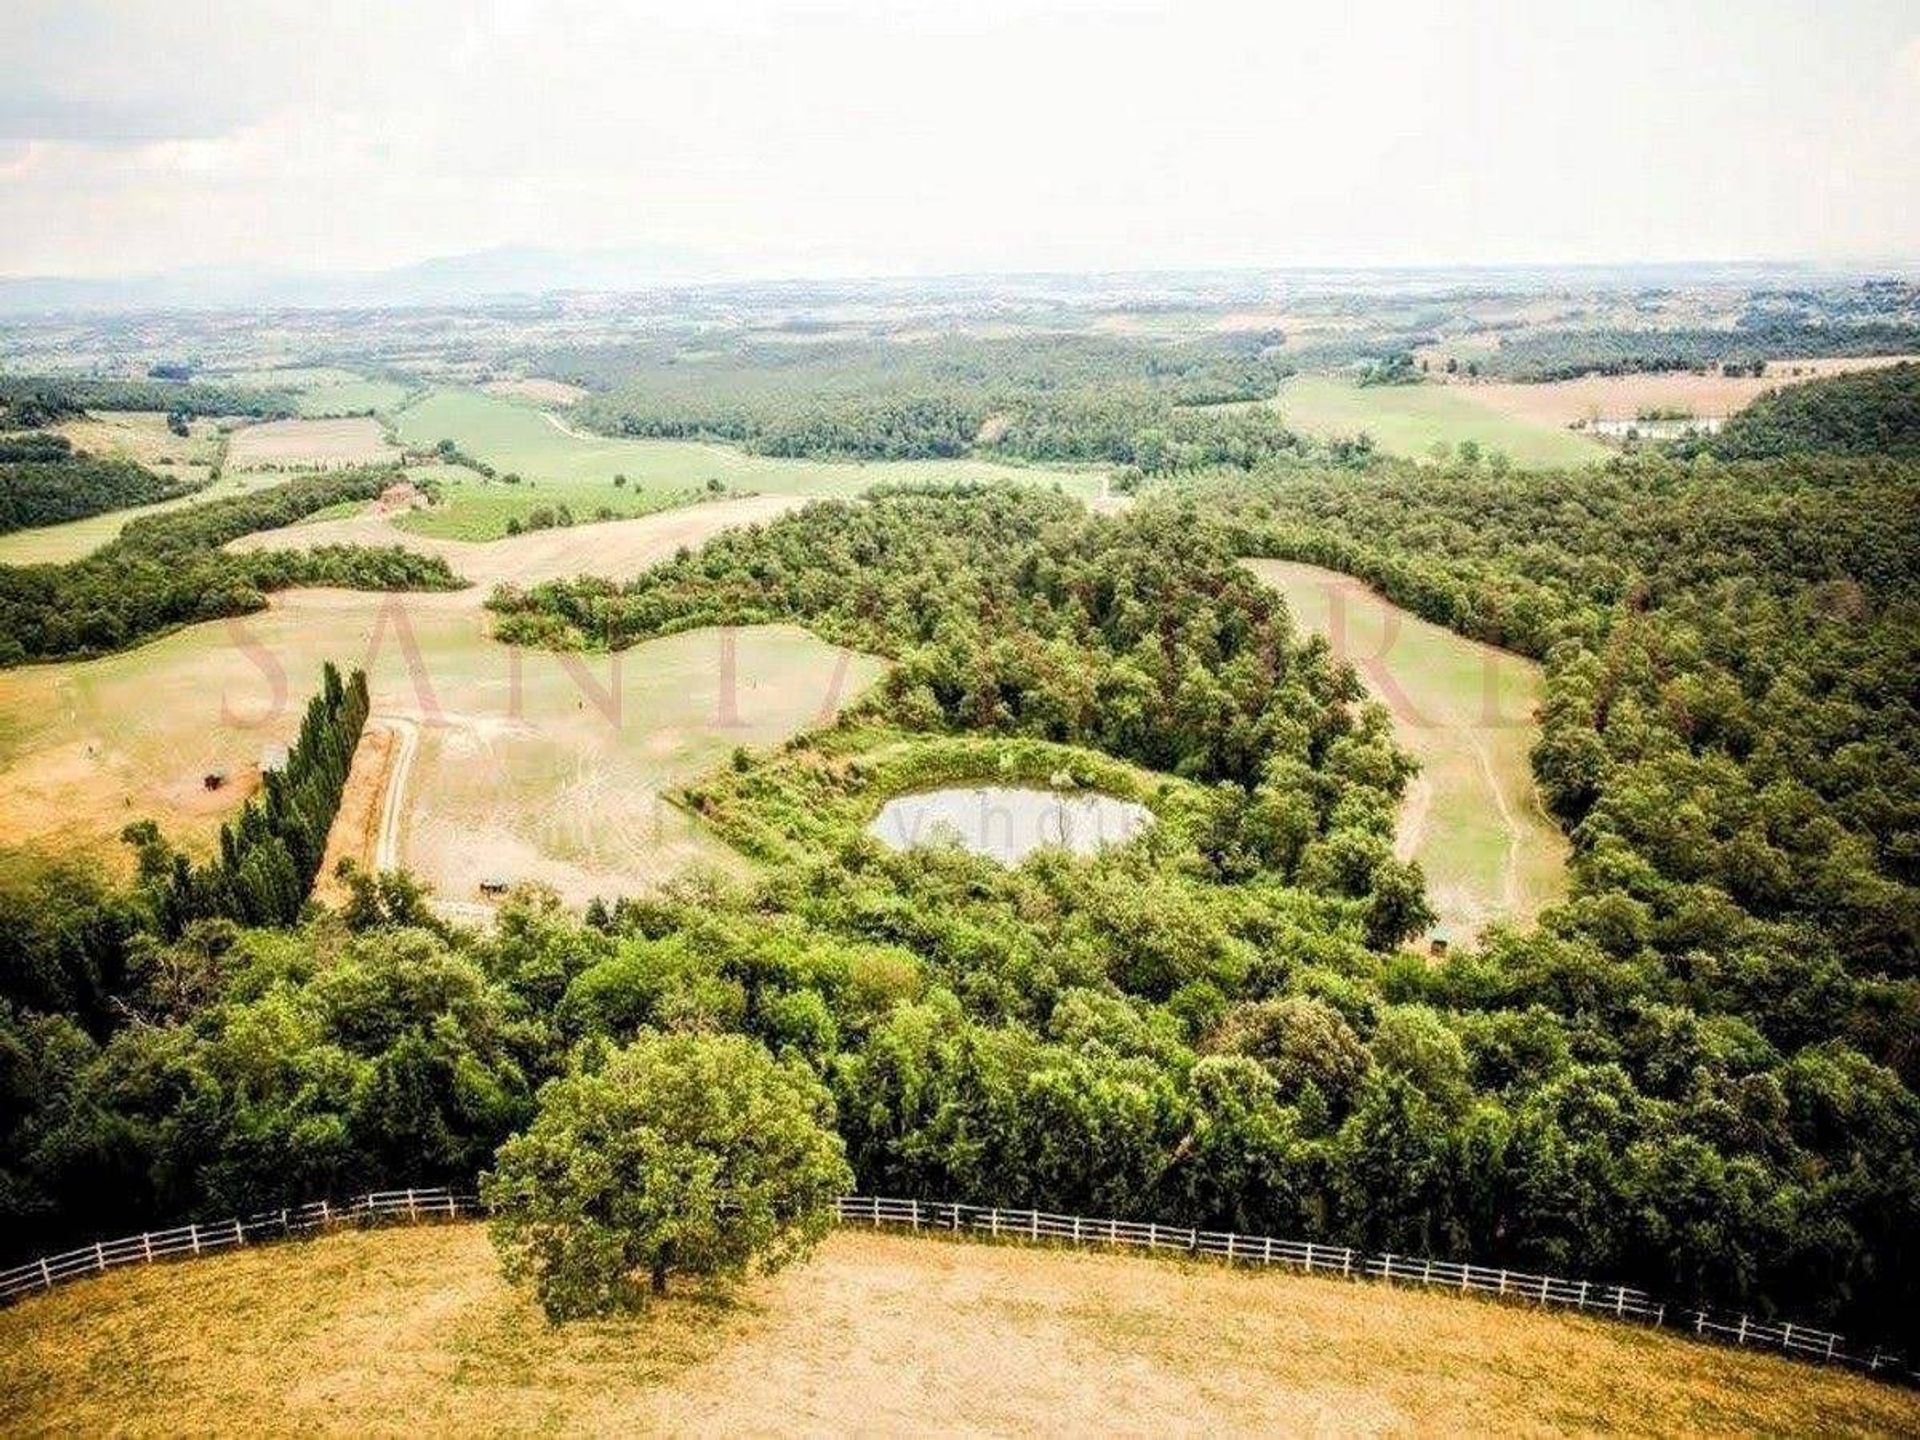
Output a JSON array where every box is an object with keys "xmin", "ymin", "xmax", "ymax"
[
  {"xmin": 391, "ymin": 388, "xmax": 1101, "ymax": 540},
  {"xmin": 3, "ymin": 1223, "xmax": 1910, "ymax": 1437},
  {"xmin": 1453, "ymin": 355, "xmax": 1920, "ymax": 428},
  {"xmin": 1246, "ymin": 558, "xmax": 1569, "ymax": 939},
  {"xmin": 226, "ymin": 416, "xmax": 400, "ymax": 470},
  {"xmin": 1273, "ymin": 375, "xmax": 1610, "ymax": 467}
]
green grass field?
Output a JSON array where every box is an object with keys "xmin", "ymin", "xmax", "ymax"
[
  {"xmin": 1273, "ymin": 375, "xmax": 1609, "ymax": 468},
  {"xmin": 219, "ymin": 366, "xmax": 413, "ymax": 417},
  {"xmin": 391, "ymin": 388, "xmax": 1101, "ymax": 541},
  {"xmin": 1246, "ymin": 558, "xmax": 1569, "ymax": 939}
]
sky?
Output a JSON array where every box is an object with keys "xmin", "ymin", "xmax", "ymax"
[{"xmin": 1, "ymin": 0, "xmax": 1917, "ymax": 280}]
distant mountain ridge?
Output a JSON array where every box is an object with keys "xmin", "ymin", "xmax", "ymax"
[{"xmin": 0, "ymin": 245, "xmax": 716, "ymax": 314}]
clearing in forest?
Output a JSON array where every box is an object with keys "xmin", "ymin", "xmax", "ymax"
[
  {"xmin": 2, "ymin": 1223, "xmax": 1909, "ymax": 1437},
  {"xmin": 1452, "ymin": 355, "xmax": 1920, "ymax": 429},
  {"xmin": 391, "ymin": 387, "xmax": 1100, "ymax": 540},
  {"xmin": 0, "ymin": 412, "xmax": 235, "ymax": 565},
  {"xmin": 0, "ymin": 498, "xmax": 876, "ymax": 905},
  {"xmin": 1247, "ymin": 558, "xmax": 1569, "ymax": 939},
  {"xmin": 225, "ymin": 416, "xmax": 400, "ymax": 470},
  {"xmin": 1273, "ymin": 374, "xmax": 1609, "ymax": 467}
]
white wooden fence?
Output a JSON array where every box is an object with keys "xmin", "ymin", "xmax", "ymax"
[
  {"xmin": 0, "ymin": 1188, "xmax": 478, "ymax": 1305},
  {"xmin": 2, "ymin": 1188, "xmax": 1911, "ymax": 1388},
  {"xmin": 828, "ymin": 1196, "xmax": 1918, "ymax": 1385}
]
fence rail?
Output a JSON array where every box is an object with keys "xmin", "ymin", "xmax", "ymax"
[
  {"xmin": 3, "ymin": 1188, "xmax": 1911, "ymax": 1388},
  {"xmin": 0, "ymin": 1189, "xmax": 478, "ymax": 1305},
  {"xmin": 828, "ymin": 1195, "xmax": 1917, "ymax": 1385}
]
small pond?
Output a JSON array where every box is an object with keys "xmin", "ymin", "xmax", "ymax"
[{"xmin": 868, "ymin": 786, "xmax": 1153, "ymax": 865}]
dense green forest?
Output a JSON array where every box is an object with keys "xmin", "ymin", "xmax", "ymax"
[
  {"xmin": 2, "ymin": 325, "xmax": 1918, "ymax": 1359},
  {"xmin": 556, "ymin": 333, "xmax": 1305, "ymax": 472},
  {"xmin": 1168, "ymin": 456, "xmax": 1920, "ymax": 972},
  {"xmin": 0, "ymin": 468, "xmax": 462, "ymax": 664},
  {"xmin": 0, "ymin": 375, "xmax": 293, "ymax": 428},
  {"xmin": 1682, "ymin": 362, "xmax": 1920, "ymax": 461},
  {"xmin": 1472, "ymin": 321, "xmax": 1920, "ymax": 382},
  {"xmin": 507, "ymin": 482, "xmax": 1916, "ymax": 1347},
  {"xmin": 0, "ymin": 441, "xmax": 201, "ymax": 535}
]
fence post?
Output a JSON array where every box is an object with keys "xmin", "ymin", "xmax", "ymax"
[
  {"xmin": 233, "ymin": 1218, "xmax": 244, "ymax": 1246},
  {"xmin": 94, "ymin": 1241, "xmax": 105, "ymax": 1274},
  {"xmin": 1382, "ymin": 1252, "xmax": 1394, "ymax": 1282},
  {"xmin": 1148, "ymin": 1222, "xmax": 1157, "ymax": 1249},
  {"xmin": 142, "ymin": 1232, "xmax": 153, "ymax": 1263},
  {"xmin": 1615, "ymin": 1287, "xmax": 1626, "ymax": 1318},
  {"xmin": 1422, "ymin": 1257, "xmax": 1433, "ymax": 1284},
  {"xmin": 446, "ymin": 1191, "xmax": 457, "ymax": 1218},
  {"xmin": 1303, "ymin": 1240, "xmax": 1313, "ymax": 1270},
  {"xmin": 1342, "ymin": 1248, "xmax": 1352, "ymax": 1279},
  {"xmin": 321, "ymin": 1199, "xmax": 331, "ymax": 1227},
  {"xmin": 1578, "ymin": 1280, "xmax": 1589, "ymax": 1310},
  {"xmin": 1497, "ymin": 1270, "xmax": 1508, "ymax": 1296},
  {"xmin": 1030, "ymin": 1211, "xmax": 1039, "ymax": 1242},
  {"xmin": 1108, "ymin": 1217, "xmax": 1118, "ymax": 1246},
  {"xmin": 189, "ymin": 1223, "xmax": 200, "ymax": 1256},
  {"xmin": 1782, "ymin": 1322, "xmax": 1794, "ymax": 1351},
  {"xmin": 870, "ymin": 1196, "xmax": 881, "ymax": 1226},
  {"xmin": 1695, "ymin": 1311, "xmax": 1706, "ymax": 1336},
  {"xmin": 990, "ymin": 1209, "xmax": 1000, "ymax": 1240},
  {"xmin": 1737, "ymin": 1315, "xmax": 1749, "ymax": 1345},
  {"xmin": 1072, "ymin": 1215, "xmax": 1081, "ymax": 1245},
  {"xmin": 1825, "ymin": 1334, "xmax": 1837, "ymax": 1362},
  {"xmin": 1264, "ymin": 1235, "xmax": 1274, "ymax": 1265},
  {"xmin": 1538, "ymin": 1274, "xmax": 1550, "ymax": 1304},
  {"xmin": 914, "ymin": 1200, "xmax": 923, "ymax": 1233},
  {"xmin": 406, "ymin": 1188, "xmax": 417, "ymax": 1221},
  {"xmin": 1226, "ymin": 1233, "xmax": 1236, "ymax": 1264},
  {"xmin": 1653, "ymin": 1305, "xmax": 1664, "ymax": 1328},
  {"xmin": 39, "ymin": 1257, "xmax": 52, "ymax": 1290},
  {"xmin": 1869, "ymin": 1349, "xmax": 1883, "ymax": 1373}
]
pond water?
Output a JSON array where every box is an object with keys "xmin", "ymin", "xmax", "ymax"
[{"xmin": 868, "ymin": 786, "xmax": 1153, "ymax": 864}]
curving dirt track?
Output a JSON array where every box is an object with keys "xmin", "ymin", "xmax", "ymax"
[{"xmin": 1245, "ymin": 557, "xmax": 1569, "ymax": 940}]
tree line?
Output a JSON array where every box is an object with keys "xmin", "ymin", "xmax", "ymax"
[
  {"xmin": 549, "ymin": 331, "xmax": 1303, "ymax": 474},
  {"xmin": 0, "ymin": 449, "xmax": 200, "ymax": 535},
  {"xmin": 0, "ymin": 467, "xmax": 462, "ymax": 664},
  {"xmin": 123, "ymin": 664, "xmax": 372, "ymax": 933},
  {"xmin": 1677, "ymin": 361, "xmax": 1920, "ymax": 461},
  {"xmin": 0, "ymin": 375, "xmax": 293, "ymax": 428}
]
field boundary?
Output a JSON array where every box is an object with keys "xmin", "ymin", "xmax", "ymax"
[{"xmin": 4, "ymin": 1188, "xmax": 1912, "ymax": 1386}]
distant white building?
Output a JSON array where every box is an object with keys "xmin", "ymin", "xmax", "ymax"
[{"xmin": 260, "ymin": 743, "xmax": 290, "ymax": 773}]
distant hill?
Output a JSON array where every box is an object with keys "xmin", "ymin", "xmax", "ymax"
[
  {"xmin": 0, "ymin": 245, "xmax": 715, "ymax": 314},
  {"xmin": 1702, "ymin": 361, "xmax": 1920, "ymax": 460}
]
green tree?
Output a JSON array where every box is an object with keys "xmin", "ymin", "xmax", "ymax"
[{"xmin": 483, "ymin": 1033, "xmax": 851, "ymax": 1320}]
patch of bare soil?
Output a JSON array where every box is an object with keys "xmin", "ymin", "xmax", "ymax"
[
  {"xmin": 482, "ymin": 377, "xmax": 588, "ymax": 405},
  {"xmin": 312, "ymin": 723, "xmax": 397, "ymax": 904}
]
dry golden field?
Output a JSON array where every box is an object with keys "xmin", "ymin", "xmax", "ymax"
[
  {"xmin": 1448, "ymin": 355, "xmax": 1919, "ymax": 426},
  {"xmin": 1, "ymin": 1223, "xmax": 1911, "ymax": 1437},
  {"xmin": 224, "ymin": 417, "xmax": 400, "ymax": 470}
]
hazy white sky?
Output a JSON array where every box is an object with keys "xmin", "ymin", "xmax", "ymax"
[{"xmin": 2, "ymin": 0, "xmax": 1916, "ymax": 278}]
